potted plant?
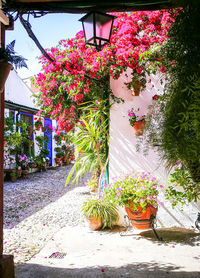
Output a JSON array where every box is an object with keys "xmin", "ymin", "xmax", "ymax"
[
  {"xmin": 62, "ymin": 145, "xmax": 72, "ymax": 165},
  {"xmin": 10, "ymin": 171, "xmax": 17, "ymax": 182},
  {"xmin": 103, "ymin": 171, "xmax": 160, "ymax": 230},
  {"xmin": 81, "ymin": 198, "xmax": 119, "ymax": 231},
  {"xmin": 0, "ymin": 40, "xmax": 27, "ymax": 92},
  {"xmin": 45, "ymin": 157, "xmax": 50, "ymax": 167},
  {"xmin": 34, "ymin": 118, "xmax": 43, "ymax": 131},
  {"xmin": 18, "ymin": 154, "xmax": 29, "ymax": 178},
  {"xmin": 128, "ymin": 108, "xmax": 147, "ymax": 136},
  {"xmin": 55, "ymin": 152, "xmax": 64, "ymax": 166},
  {"xmin": 16, "ymin": 166, "xmax": 22, "ymax": 178},
  {"xmin": 54, "ymin": 133, "xmax": 62, "ymax": 145},
  {"xmin": 86, "ymin": 174, "xmax": 98, "ymax": 196}
]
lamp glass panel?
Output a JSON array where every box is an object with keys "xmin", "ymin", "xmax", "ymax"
[
  {"xmin": 83, "ymin": 13, "xmax": 94, "ymax": 42},
  {"xmin": 95, "ymin": 13, "xmax": 112, "ymax": 41}
]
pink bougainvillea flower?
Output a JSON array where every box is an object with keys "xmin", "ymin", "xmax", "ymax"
[
  {"xmin": 33, "ymin": 10, "xmax": 173, "ymax": 132},
  {"xmin": 147, "ymin": 196, "xmax": 152, "ymax": 201}
]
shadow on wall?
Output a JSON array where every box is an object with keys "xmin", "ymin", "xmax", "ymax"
[
  {"xmin": 109, "ymin": 104, "xmax": 199, "ymax": 229},
  {"xmin": 15, "ymin": 262, "xmax": 200, "ymax": 278}
]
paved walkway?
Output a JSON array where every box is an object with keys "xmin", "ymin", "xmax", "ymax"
[{"xmin": 3, "ymin": 165, "xmax": 200, "ymax": 277}]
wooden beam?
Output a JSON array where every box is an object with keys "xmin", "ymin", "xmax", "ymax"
[{"xmin": 0, "ymin": 10, "xmax": 9, "ymax": 26}]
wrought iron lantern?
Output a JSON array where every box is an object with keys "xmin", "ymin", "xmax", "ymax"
[{"xmin": 79, "ymin": 11, "xmax": 116, "ymax": 51}]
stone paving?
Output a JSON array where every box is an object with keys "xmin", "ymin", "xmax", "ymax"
[
  {"xmin": 3, "ymin": 165, "xmax": 91, "ymax": 263},
  {"xmin": 3, "ymin": 165, "xmax": 200, "ymax": 278}
]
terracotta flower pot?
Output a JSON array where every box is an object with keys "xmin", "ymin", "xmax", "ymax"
[
  {"xmin": 125, "ymin": 204, "xmax": 157, "ymax": 230},
  {"xmin": 88, "ymin": 216, "xmax": 102, "ymax": 231},
  {"xmin": 133, "ymin": 121, "xmax": 146, "ymax": 136},
  {"xmin": 55, "ymin": 157, "xmax": 63, "ymax": 166},
  {"xmin": 10, "ymin": 175, "xmax": 17, "ymax": 182},
  {"xmin": 71, "ymin": 154, "xmax": 75, "ymax": 160},
  {"xmin": 17, "ymin": 169, "xmax": 22, "ymax": 178},
  {"xmin": 0, "ymin": 62, "xmax": 12, "ymax": 93},
  {"xmin": 22, "ymin": 169, "xmax": 29, "ymax": 179}
]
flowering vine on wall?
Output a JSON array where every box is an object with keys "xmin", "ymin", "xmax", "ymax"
[{"xmin": 33, "ymin": 10, "xmax": 173, "ymax": 132}]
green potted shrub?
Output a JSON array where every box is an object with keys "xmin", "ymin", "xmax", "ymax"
[
  {"xmin": 81, "ymin": 198, "xmax": 119, "ymax": 231},
  {"xmin": 55, "ymin": 152, "xmax": 64, "ymax": 166},
  {"xmin": 103, "ymin": 171, "xmax": 160, "ymax": 230},
  {"xmin": 0, "ymin": 40, "xmax": 27, "ymax": 92},
  {"xmin": 34, "ymin": 119, "xmax": 43, "ymax": 131},
  {"xmin": 10, "ymin": 171, "xmax": 17, "ymax": 182}
]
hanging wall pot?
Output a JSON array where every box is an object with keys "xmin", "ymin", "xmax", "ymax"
[{"xmin": 0, "ymin": 61, "xmax": 12, "ymax": 93}]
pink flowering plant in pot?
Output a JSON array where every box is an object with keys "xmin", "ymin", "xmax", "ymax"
[
  {"xmin": 102, "ymin": 171, "xmax": 160, "ymax": 212},
  {"xmin": 128, "ymin": 108, "xmax": 147, "ymax": 126},
  {"xmin": 18, "ymin": 154, "xmax": 29, "ymax": 170}
]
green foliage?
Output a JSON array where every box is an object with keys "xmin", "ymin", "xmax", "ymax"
[
  {"xmin": 54, "ymin": 134, "xmax": 62, "ymax": 145},
  {"xmin": 54, "ymin": 147, "xmax": 62, "ymax": 153},
  {"xmin": 161, "ymin": 75, "xmax": 200, "ymax": 171},
  {"xmin": 34, "ymin": 120, "xmax": 43, "ymax": 128},
  {"xmin": 144, "ymin": 1, "xmax": 200, "ymax": 205},
  {"xmin": 81, "ymin": 198, "xmax": 119, "ymax": 229},
  {"xmin": 86, "ymin": 175, "xmax": 98, "ymax": 191},
  {"xmin": 35, "ymin": 136, "xmax": 45, "ymax": 148},
  {"xmin": 166, "ymin": 163, "xmax": 200, "ymax": 208},
  {"xmin": 0, "ymin": 40, "xmax": 28, "ymax": 69},
  {"xmin": 65, "ymin": 97, "xmax": 110, "ymax": 187},
  {"xmin": 10, "ymin": 171, "xmax": 17, "ymax": 177},
  {"xmin": 4, "ymin": 117, "xmax": 14, "ymax": 132},
  {"xmin": 56, "ymin": 152, "xmax": 64, "ymax": 158}
]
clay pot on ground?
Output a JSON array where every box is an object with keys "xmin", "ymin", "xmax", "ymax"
[
  {"xmin": 88, "ymin": 216, "xmax": 102, "ymax": 231},
  {"xmin": 22, "ymin": 169, "xmax": 29, "ymax": 179},
  {"xmin": 125, "ymin": 204, "xmax": 158, "ymax": 230},
  {"xmin": 10, "ymin": 172, "xmax": 17, "ymax": 182},
  {"xmin": 55, "ymin": 157, "xmax": 63, "ymax": 167},
  {"xmin": 17, "ymin": 169, "xmax": 22, "ymax": 178},
  {"xmin": 63, "ymin": 154, "xmax": 71, "ymax": 165},
  {"xmin": 133, "ymin": 121, "xmax": 146, "ymax": 136}
]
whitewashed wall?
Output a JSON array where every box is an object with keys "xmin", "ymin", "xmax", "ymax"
[
  {"xmin": 109, "ymin": 70, "xmax": 199, "ymax": 228},
  {"xmin": 5, "ymin": 70, "xmax": 58, "ymax": 166},
  {"xmin": 5, "ymin": 70, "xmax": 37, "ymax": 108}
]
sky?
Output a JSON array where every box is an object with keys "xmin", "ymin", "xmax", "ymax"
[{"xmin": 5, "ymin": 13, "xmax": 83, "ymax": 79}]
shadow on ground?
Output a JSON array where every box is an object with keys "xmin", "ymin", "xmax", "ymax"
[
  {"xmin": 15, "ymin": 261, "xmax": 200, "ymax": 278},
  {"xmin": 139, "ymin": 227, "xmax": 200, "ymax": 246}
]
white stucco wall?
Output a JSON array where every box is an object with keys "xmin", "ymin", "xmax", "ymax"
[
  {"xmin": 109, "ymin": 70, "xmax": 199, "ymax": 228},
  {"xmin": 4, "ymin": 70, "xmax": 59, "ymax": 166},
  {"xmin": 5, "ymin": 69, "xmax": 37, "ymax": 109}
]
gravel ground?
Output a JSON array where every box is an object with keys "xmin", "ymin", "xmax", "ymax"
[{"xmin": 3, "ymin": 165, "xmax": 91, "ymax": 263}]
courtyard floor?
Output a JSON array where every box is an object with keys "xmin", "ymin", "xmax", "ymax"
[{"xmin": 3, "ymin": 165, "xmax": 200, "ymax": 278}]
